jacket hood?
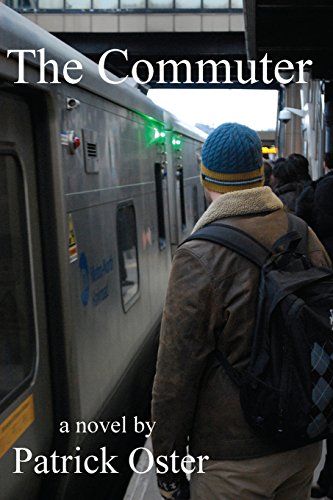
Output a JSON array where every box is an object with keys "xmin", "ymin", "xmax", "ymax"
[{"xmin": 192, "ymin": 186, "xmax": 283, "ymax": 233}]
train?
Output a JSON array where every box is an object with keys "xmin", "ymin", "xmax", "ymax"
[{"xmin": 0, "ymin": 5, "xmax": 207, "ymax": 499}]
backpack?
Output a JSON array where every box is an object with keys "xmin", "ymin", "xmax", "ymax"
[{"xmin": 184, "ymin": 214, "xmax": 333, "ymax": 446}]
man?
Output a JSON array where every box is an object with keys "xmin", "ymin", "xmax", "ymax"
[
  {"xmin": 296, "ymin": 151, "xmax": 333, "ymax": 260},
  {"xmin": 152, "ymin": 123, "xmax": 329, "ymax": 500}
]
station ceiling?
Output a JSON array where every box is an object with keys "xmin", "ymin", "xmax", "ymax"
[
  {"xmin": 55, "ymin": 1, "xmax": 333, "ymax": 86},
  {"xmin": 244, "ymin": 0, "xmax": 333, "ymax": 80}
]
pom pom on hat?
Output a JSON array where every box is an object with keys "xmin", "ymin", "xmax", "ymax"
[{"xmin": 201, "ymin": 122, "xmax": 264, "ymax": 193}]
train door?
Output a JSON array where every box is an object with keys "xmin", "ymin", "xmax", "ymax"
[{"xmin": 0, "ymin": 91, "xmax": 53, "ymax": 499}]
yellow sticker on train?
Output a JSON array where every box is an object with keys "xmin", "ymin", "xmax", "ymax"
[{"xmin": 0, "ymin": 394, "xmax": 35, "ymax": 459}]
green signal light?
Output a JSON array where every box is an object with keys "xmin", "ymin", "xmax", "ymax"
[
  {"xmin": 154, "ymin": 128, "xmax": 160, "ymax": 140},
  {"xmin": 143, "ymin": 116, "xmax": 166, "ymax": 146},
  {"xmin": 153, "ymin": 128, "xmax": 166, "ymax": 142},
  {"xmin": 172, "ymin": 136, "xmax": 182, "ymax": 148}
]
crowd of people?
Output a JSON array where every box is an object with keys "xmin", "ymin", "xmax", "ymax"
[{"xmin": 265, "ymin": 151, "xmax": 333, "ymax": 262}]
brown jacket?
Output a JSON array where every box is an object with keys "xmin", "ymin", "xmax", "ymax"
[{"xmin": 152, "ymin": 187, "xmax": 330, "ymax": 462}]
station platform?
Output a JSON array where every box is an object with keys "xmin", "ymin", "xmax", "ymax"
[{"xmin": 124, "ymin": 439, "xmax": 327, "ymax": 500}]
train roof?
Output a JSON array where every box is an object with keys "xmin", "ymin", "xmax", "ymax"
[{"xmin": 163, "ymin": 110, "xmax": 208, "ymax": 142}]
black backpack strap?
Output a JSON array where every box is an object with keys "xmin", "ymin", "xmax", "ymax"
[
  {"xmin": 181, "ymin": 222, "xmax": 270, "ymax": 387},
  {"xmin": 182, "ymin": 216, "xmax": 309, "ymax": 388},
  {"xmin": 181, "ymin": 223, "xmax": 271, "ymax": 268},
  {"xmin": 287, "ymin": 213, "xmax": 308, "ymax": 255},
  {"xmin": 270, "ymin": 213, "xmax": 309, "ymax": 258}
]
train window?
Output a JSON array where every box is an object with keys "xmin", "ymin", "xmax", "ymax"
[
  {"xmin": 116, "ymin": 203, "xmax": 140, "ymax": 312},
  {"xmin": 120, "ymin": 0, "xmax": 145, "ymax": 8},
  {"xmin": 203, "ymin": 0, "xmax": 228, "ymax": 7},
  {"xmin": 65, "ymin": 0, "xmax": 90, "ymax": 8},
  {"xmin": 148, "ymin": 0, "xmax": 173, "ymax": 8},
  {"xmin": 154, "ymin": 163, "xmax": 167, "ymax": 250},
  {"xmin": 231, "ymin": 0, "xmax": 243, "ymax": 9},
  {"xmin": 94, "ymin": 0, "xmax": 118, "ymax": 7},
  {"xmin": 231, "ymin": 0, "xmax": 243, "ymax": 7},
  {"xmin": 11, "ymin": 0, "xmax": 37, "ymax": 8},
  {"xmin": 176, "ymin": 0, "xmax": 201, "ymax": 7},
  {"xmin": 38, "ymin": 0, "xmax": 63, "ymax": 8},
  {"xmin": 0, "ymin": 154, "xmax": 36, "ymax": 409}
]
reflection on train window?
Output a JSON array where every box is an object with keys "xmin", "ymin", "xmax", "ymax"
[
  {"xmin": 0, "ymin": 154, "xmax": 35, "ymax": 408},
  {"xmin": 117, "ymin": 203, "xmax": 140, "ymax": 312}
]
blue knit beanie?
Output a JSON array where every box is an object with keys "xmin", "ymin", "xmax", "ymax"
[{"xmin": 201, "ymin": 122, "xmax": 264, "ymax": 193}]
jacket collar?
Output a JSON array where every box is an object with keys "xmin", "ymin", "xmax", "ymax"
[
  {"xmin": 192, "ymin": 186, "xmax": 283, "ymax": 233},
  {"xmin": 275, "ymin": 182, "xmax": 302, "ymax": 194}
]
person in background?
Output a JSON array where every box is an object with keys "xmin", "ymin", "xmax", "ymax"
[
  {"xmin": 268, "ymin": 157, "xmax": 286, "ymax": 190},
  {"xmin": 296, "ymin": 152, "xmax": 333, "ymax": 260},
  {"xmin": 270, "ymin": 159, "xmax": 303, "ymax": 213},
  {"xmin": 151, "ymin": 123, "xmax": 327, "ymax": 500},
  {"xmin": 287, "ymin": 153, "xmax": 312, "ymax": 186}
]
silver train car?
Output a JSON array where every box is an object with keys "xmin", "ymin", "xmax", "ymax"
[{"xmin": 0, "ymin": 5, "xmax": 206, "ymax": 499}]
